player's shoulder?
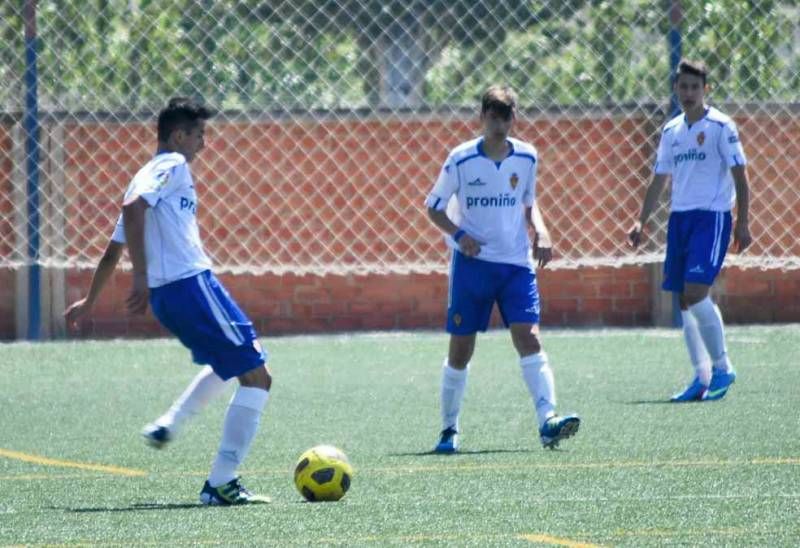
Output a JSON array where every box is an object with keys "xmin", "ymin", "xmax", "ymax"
[
  {"xmin": 662, "ymin": 114, "xmax": 683, "ymax": 133},
  {"xmin": 447, "ymin": 137, "xmax": 482, "ymax": 164},
  {"xmin": 151, "ymin": 152, "xmax": 188, "ymax": 172},
  {"xmin": 705, "ymin": 106, "xmax": 735, "ymax": 128},
  {"xmin": 508, "ymin": 137, "xmax": 537, "ymax": 161}
]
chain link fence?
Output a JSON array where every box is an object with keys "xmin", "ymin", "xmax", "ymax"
[{"xmin": 2, "ymin": 1, "xmax": 799, "ymax": 275}]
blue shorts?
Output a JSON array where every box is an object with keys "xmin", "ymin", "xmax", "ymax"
[
  {"xmin": 663, "ymin": 209, "xmax": 732, "ymax": 293},
  {"xmin": 149, "ymin": 270, "xmax": 266, "ymax": 380},
  {"xmin": 446, "ymin": 251, "xmax": 540, "ymax": 335}
]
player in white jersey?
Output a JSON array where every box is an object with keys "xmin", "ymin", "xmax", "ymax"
[
  {"xmin": 64, "ymin": 98, "xmax": 271, "ymax": 505},
  {"xmin": 425, "ymin": 85, "xmax": 580, "ymax": 452},
  {"xmin": 628, "ymin": 60, "xmax": 752, "ymax": 402}
]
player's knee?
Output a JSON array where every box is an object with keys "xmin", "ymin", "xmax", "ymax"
[
  {"xmin": 682, "ymin": 286, "xmax": 709, "ymax": 307},
  {"xmin": 518, "ymin": 336, "xmax": 542, "ymax": 356},
  {"xmin": 511, "ymin": 327, "xmax": 541, "ymax": 356},
  {"xmin": 238, "ymin": 364, "xmax": 272, "ymax": 390},
  {"xmin": 447, "ymin": 352, "xmax": 471, "ymax": 369}
]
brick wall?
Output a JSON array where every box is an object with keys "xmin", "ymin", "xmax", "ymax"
[{"xmin": 1, "ymin": 111, "xmax": 799, "ymax": 340}]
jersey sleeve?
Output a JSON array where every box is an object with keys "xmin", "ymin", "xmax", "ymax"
[
  {"xmin": 654, "ymin": 129, "xmax": 673, "ymax": 174},
  {"xmin": 719, "ymin": 120, "xmax": 747, "ymax": 168},
  {"xmin": 424, "ymin": 155, "xmax": 458, "ymax": 211},
  {"xmin": 110, "ymin": 213, "xmax": 125, "ymax": 243},
  {"xmin": 521, "ymin": 157, "xmax": 537, "ymax": 207},
  {"xmin": 126, "ymin": 161, "xmax": 189, "ymax": 208}
]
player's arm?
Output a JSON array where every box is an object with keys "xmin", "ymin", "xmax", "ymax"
[
  {"xmin": 527, "ymin": 202, "xmax": 552, "ymax": 268},
  {"xmin": 628, "ymin": 173, "xmax": 669, "ymax": 248},
  {"xmin": 731, "ymin": 165, "xmax": 752, "ymax": 253},
  {"xmin": 427, "ymin": 207, "xmax": 481, "ymax": 257},
  {"xmin": 64, "ymin": 239, "xmax": 124, "ymax": 328},
  {"xmin": 122, "ymin": 196, "xmax": 150, "ymax": 314}
]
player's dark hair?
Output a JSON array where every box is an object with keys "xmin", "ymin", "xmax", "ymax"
[
  {"xmin": 481, "ymin": 85, "xmax": 516, "ymax": 120},
  {"xmin": 157, "ymin": 97, "xmax": 212, "ymax": 142},
  {"xmin": 675, "ymin": 59, "xmax": 708, "ymax": 86}
]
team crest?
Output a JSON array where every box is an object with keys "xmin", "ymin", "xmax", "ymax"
[
  {"xmin": 509, "ymin": 173, "xmax": 519, "ymax": 190},
  {"xmin": 696, "ymin": 132, "xmax": 705, "ymax": 146},
  {"xmin": 452, "ymin": 313, "xmax": 462, "ymax": 326}
]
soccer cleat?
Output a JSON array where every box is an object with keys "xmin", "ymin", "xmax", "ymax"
[
  {"xmin": 141, "ymin": 423, "xmax": 172, "ymax": 449},
  {"xmin": 199, "ymin": 477, "xmax": 271, "ymax": 506},
  {"xmin": 670, "ymin": 377, "xmax": 709, "ymax": 402},
  {"xmin": 703, "ymin": 368, "xmax": 737, "ymax": 401},
  {"xmin": 433, "ymin": 426, "xmax": 459, "ymax": 454},
  {"xmin": 539, "ymin": 414, "xmax": 580, "ymax": 449}
]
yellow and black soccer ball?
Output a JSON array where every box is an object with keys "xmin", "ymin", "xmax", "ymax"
[{"xmin": 293, "ymin": 445, "xmax": 353, "ymax": 502}]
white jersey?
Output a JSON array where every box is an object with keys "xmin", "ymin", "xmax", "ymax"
[
  {"xmin": 111, "ymin": 152, "xmax": 212, "ymax": 288},
  {"xmin": 425, "ymin": 137, "xmax": 537, "ymax": 267},
  {"xmin": 654, "ymin": 106, "xmax": 746, "ymax": 212}
]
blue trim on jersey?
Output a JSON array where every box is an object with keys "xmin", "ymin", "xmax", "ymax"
[
  {"xmin": 455, "ymin": 153, "xmax": 481, "ymax": 167},
  {"xmin": 733, "ymin": 154, "xmax": 742, "ymax": 166},
  {"xmin": 511, "ymin": 153, "xmax": 536, "ymax": 163},
  {"xmin": 432, "ymin": 197, "xmax": 441, "ymax": 209}
]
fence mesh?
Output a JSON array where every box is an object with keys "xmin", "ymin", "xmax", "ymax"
[{"xmin": 2, "ymin": 1, "xmax": 799, "ymax": 274}]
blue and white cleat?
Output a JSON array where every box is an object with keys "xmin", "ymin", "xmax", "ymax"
[
  {"xmin": 199, "ymin": 477, "xmax": 271, "ymax": 505},
  {"xmin": 670, "ymin": 377, "xmax": 709, "ymax": 402},
  {"xmin": 141, "ymin": 423, "xmax": 172, "ymax": 449},
  {"xmin": 434, "ymin": 427, "xmax": 459, "ymax": 454},
  {"xmin": 703, "ymin": 368, "xmax": 737, "ymax": 401},
  {"xmin": 539, "ymin": 414, "xmax": 580, "ymax": 449}
]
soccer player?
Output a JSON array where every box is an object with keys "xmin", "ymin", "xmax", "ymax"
[
  {"xmin": 424, "ymin": 85, "xmax": 580, "ymax": 452},
  {"xmin": 628, "ymin": 60, "xmax": 752, "ymax": 402},
  {"xmin": 65, "ymin": 98, "xmax": 271, "ymax": 505}
]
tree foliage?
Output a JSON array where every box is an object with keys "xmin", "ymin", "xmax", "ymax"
[{"xmin": 1, "ymin": 0, "xmax": 797, "ymax": 112}]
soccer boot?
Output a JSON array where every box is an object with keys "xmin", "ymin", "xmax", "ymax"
[
  {"xmin": 433, "ymin": 426, "xmax": 459, "ymax": 454},
  {"xmin": 141, "ymin": 423, "xmax": 172, "ymax": 449},
  {"xmin": 539, "ymin": 414, "xmax": 580, "ymax": 449},
  {"xmin": 199, "ymin": 477, "xmax": 271, "ymax": 505},
  {"xmin": 670, "ymin": 376, "xmax": 709, "ymax": 402},
  {"xmin": 703, "ymin": 368, "xmax": 737, "ymax": 401}
]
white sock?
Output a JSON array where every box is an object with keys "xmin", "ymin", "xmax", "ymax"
[
  {"xmin": 689, "ymin": 297, "xmax": 733, "ymax": 373},
  {"xmin": 208, "ymin": 386, "xmax": 269, "ymax": 488},
  {"xmin": 519, "ymin": 352, "xmax": 556, "ymax": 428},
  {"xmin": 154, "ymin": 366, "xmax": 228, "ymax": 434},
  {"xmin": 681, "ymin": 310, "xmax": 712, "ymax": 385},
  {"xmin": 440, "ymin": 360, "xmax": 468, "ymax": 432}
]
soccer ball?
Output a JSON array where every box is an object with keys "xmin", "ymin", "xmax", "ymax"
[{"xmin": 293, "ymin": 445, "xmax": 353, "ymax": 502}]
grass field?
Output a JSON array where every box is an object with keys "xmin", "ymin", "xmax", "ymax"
[{"xmin": 1, "ymin": 326, "xmax": 799, "ymax": 546}]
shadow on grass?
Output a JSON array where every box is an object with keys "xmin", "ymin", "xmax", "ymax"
[
  {"xmin": 388, "ymin": 448, "xmax": 537, "ymax": 457},
  {"xmin": 53, "ymin": 502, "xmax": 204, "ymax": 513},
  {"xmin": 623, "ymin": 399, "xmax": 702, "ymax": 405}
]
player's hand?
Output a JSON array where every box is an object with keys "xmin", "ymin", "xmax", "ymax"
[
  {"xmin": 627, "ymin": 221, "xmax": 644, "ymax": 249},
  {"xmin": 64, "ymin": 297, "xmax": 92, "ymax": 329},
  {"xmin": 126, "ymin": 272, "xmax": 150, "ymax": 314},
  {"xmin": 533, "ymin": 232, "xmax": 553, "ymax": 268},
  {"xmin": 458, "ymin": 234, "xmax": 482, "ymax": 257},
  {"xmin": 733, "ymin": 221, "xmax": 752, "ymax": 253}
]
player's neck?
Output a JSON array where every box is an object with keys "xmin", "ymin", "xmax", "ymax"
[
  {"xmin": 684, "ymin": 104, "xmax": 707, "ymax": 124},
  {"xmin": 482, "ymin": 136, "xmax": 510, "ymax": 161}
]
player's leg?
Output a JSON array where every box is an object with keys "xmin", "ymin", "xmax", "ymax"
[
  {"xmin": 672, "ymin": 297, "xmax": 712, "ymax": 402},
  {"xmin": 184, "ymin": 272, "xmax": 272, "ymax": 505},
  {"xmin": 682, "ymin": 211, "xmax": 736, "ymax": 400},
  {"xmin": 509, "ymin": 323, "xmax": 579, "ymax": 449},
  {"xmin": 435, "ymin": 333, "xmax": 476, "ymax": 453},
  {"xmin": 434, "ymin": 252, "xmax": 492, "ymax": 454},
  {"xmin": 142, "ymin": 365, "xmax": 229, "ymax": 448},
  {"xmin": 663, "ymin": 211, "xmax": 712, "ymax": 401},
  {"xmin": 500, "ymin": 265, "xmax": 579, "ymax": 449},
  {"xmin": 202, "ymin": 363, "xmax": 272, "ymax": 505}
]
